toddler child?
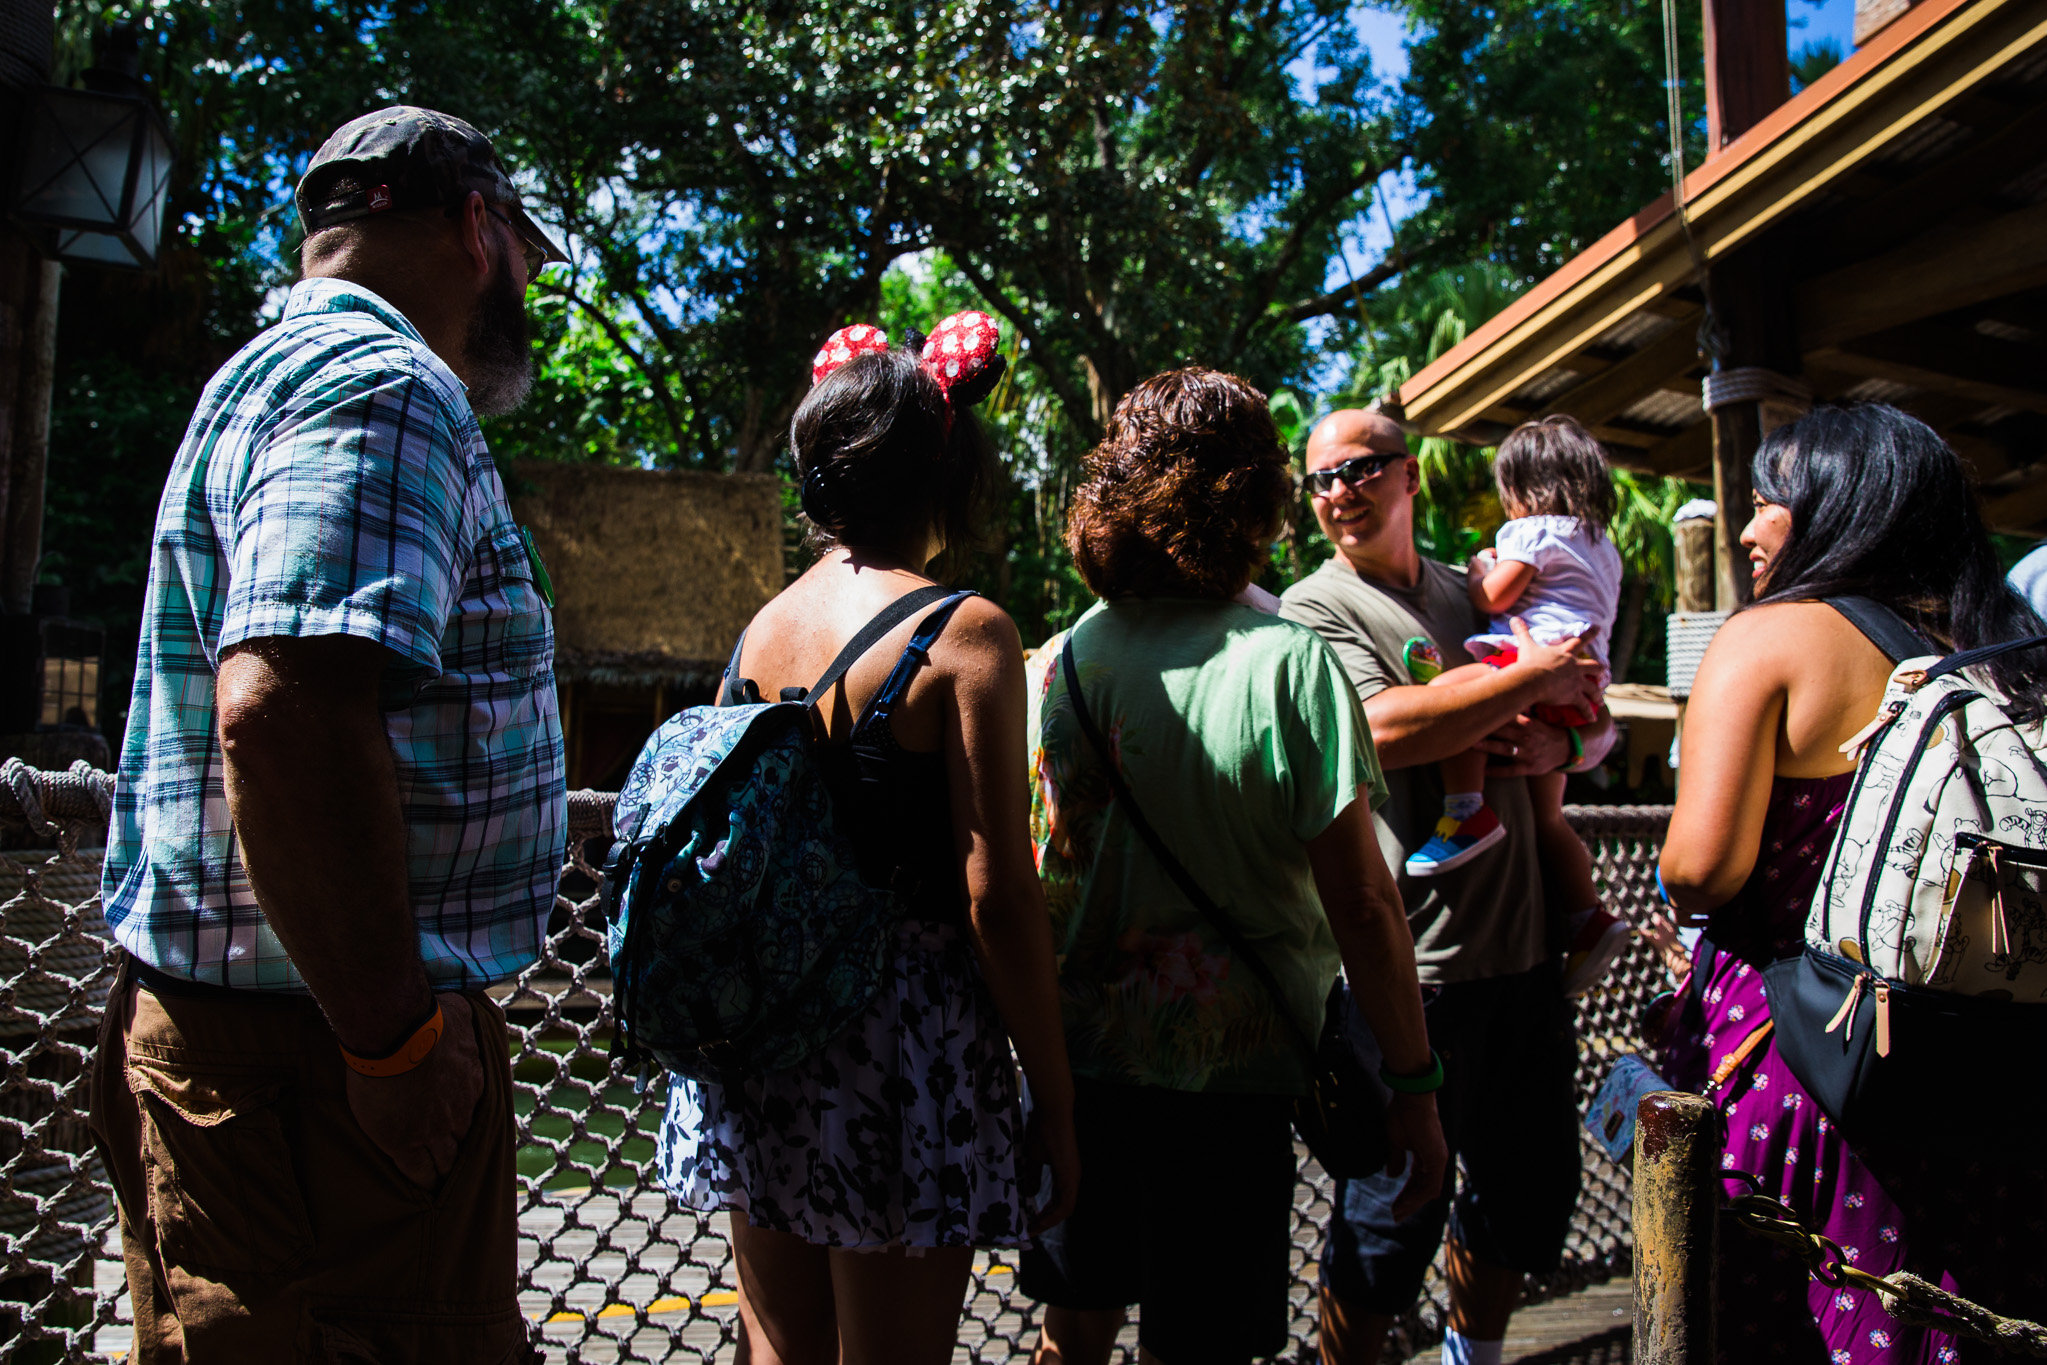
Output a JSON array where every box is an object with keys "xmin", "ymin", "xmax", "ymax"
[{"xmin": 1403, "ymin": 415, "xmax": 1630, "ymax": 997}]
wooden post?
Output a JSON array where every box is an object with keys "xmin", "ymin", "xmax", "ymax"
[
  {"xmin": 1711, "ymin": 409, "xmax": 1757, "ymax": 612},
  {"xmin": 0, "ymin": 253, "xmax": 60, "ymax": 615},
  {"xmin": 1706, "ymin": 236, "xmax": 1801, "ymax": 612},
  {"xmin": 1633, "ymin": 1091, "xmax": 1721, "ymax": 1364},
  {"xmin": 1675, "ymin": 518, "xmax": 1716, "ymax": 615},
  {"xmin": 1704, "ymin": 0, "xmax": 1790, "ymax": 153}
]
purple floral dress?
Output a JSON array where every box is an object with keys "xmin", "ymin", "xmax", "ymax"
[{"xmin": 1665, "ymin": 775, "xmax": 2047, "ymax": 1363}]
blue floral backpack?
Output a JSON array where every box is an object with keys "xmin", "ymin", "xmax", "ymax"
[{"xmin": 602, "ymin": 586, "xmax": 969, "ymax": 1082}]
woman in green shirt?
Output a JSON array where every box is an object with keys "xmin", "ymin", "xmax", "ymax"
[{"xmin": 1021, "ymin": 369, "xmax": 1446, "ymax": 1365}]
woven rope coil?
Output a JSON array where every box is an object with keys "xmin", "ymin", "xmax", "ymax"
[{"xmin": 1701, "ymin": 367, "xmax": 1813, "ymax": 414}]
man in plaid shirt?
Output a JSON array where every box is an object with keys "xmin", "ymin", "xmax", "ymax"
[{"xmin": 90, "ymin": 108, "xmax": 568, "ymax": 1363}]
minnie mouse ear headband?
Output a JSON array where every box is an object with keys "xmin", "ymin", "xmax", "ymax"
[{"xmin": 809, "ymin": 311, "xmax": 1008, "ymax": 411}]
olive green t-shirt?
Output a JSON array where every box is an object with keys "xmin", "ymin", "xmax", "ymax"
[
  {"xmin": 1279, "ymin": 557, "xmax": 1548, "ymax": 985},
  {"xmin": 1028, "ymin": 599, "xmax": 1388, "ymax": 1095}
]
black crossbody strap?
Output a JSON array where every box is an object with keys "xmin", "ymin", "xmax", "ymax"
[
  {"xmin": 1060, "ymin": 635, "xmax": 1319, "ymax": 1061},
  {"xmin": 801, "ymin": 585, "xmax": 954, "ymax": 706},
  {"xmin": 1825, "ymin": 596, "xmax": 1932, "ymax": 665}
]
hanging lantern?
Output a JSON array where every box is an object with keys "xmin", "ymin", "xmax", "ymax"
[{"xmin": 11, "ymin": 26, "xmax": 173, "ymax": 271}]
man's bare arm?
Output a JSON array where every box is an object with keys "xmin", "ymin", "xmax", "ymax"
[
  {"xmin": 219, "ymin": 634, "xmax": 484, "ymax": 1189},
  {"xmin": 218, "ymin": 635, "xmax": 431, "ymax": 1053},
  {"xmin": 1363, "ymin": 619, "xmax": 1602, "ymax": 771}
]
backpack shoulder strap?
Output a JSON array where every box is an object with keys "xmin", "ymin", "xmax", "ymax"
[
  {"xmin": 719, "ymin": 629, "xmax": 754, "ymax": 706},
  {"xmin": 1825, "ymin": 596, "xmax": 1931, "ymax": 665},
  {"xmin": 854, "ymin": 591, "xmax": 978, "ymax": 733},
  {"xmin": 800, "ymin": 584, "xmax": 954, "ymax": 707}
]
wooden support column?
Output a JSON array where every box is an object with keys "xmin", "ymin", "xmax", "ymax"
[
  {"xmin": 1675, "ymin": 516, "xmax": 1716, "ymax": 614},
  {"xmin": 1633, "ymin": 1091, "xmax": 1722, "ymax": 1363},
  {"xmin": 1704, "ymin": 0, "xmax": 1790, "ymax": 152},
  {"xmin": 1707, "ymin": 238, "xmax": 1802, "ymax": 611},
  {"xmin": 0, "ymin": 248, "xmax": 61, "ymax": 615},
  {"xmin": 1711, "ymin": 406, "xmax": 1759, "ymax": 611}
]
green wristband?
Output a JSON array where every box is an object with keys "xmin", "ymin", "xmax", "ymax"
[
  {"xmin": 1561, "ymin": 724, "xmax": 1585, "ymax": 771},
  {"xmin": 1380, "ymin": 1049, "xmax": 1445, "ymax": 1095}
]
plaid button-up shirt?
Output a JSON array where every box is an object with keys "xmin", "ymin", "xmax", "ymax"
[{"xmin": 103, "ymin": 279, "xmax": 566, "ymax": 991}]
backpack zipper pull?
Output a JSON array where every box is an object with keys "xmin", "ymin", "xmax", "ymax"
[
  {"xmin": 634, "ymin": 1059, "xmax": 651, "ymax": 1095},
  {"xmin": 1826, "ymin": 972, "xmax": 1866, "ymax": 1039},
  {"xmin": 1839, "ymin": 701, "xmax": 1904, "ymax": 759},
  {"xmin": 1988, "ymin": 847, "xmax": 2011, "ymax": 956},
  {"xmin": 1873, "ymin": 980, "xmax": 1892, "ymax": 1058}
]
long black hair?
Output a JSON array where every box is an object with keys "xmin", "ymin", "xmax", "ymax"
[
  {"xmin": 1750, "ymin": 403, "xmax": 2047, "ymax": 715},
  {"xmin": 790, "ymin": 346, "xmax": 997, "ymax": 571}
]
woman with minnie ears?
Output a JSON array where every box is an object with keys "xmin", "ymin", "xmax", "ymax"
[{"xmin": 653, "ymin": 312, "xmax": 1080, "ymax": 1364}]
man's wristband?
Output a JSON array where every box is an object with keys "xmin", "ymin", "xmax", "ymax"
[
  {"xmin": 339, "ymin": 1002, "xmax": 446, "ymax": 1078},
  {"xmin": 1380, "ymin": 1049, "xmax": 1446, "ymax": 1095},
  {"xmin": 1559, "ymin": 724, "xmax": 1585, "ymax": 772}
]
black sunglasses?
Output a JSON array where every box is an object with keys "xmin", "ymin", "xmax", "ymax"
[
  {"xmin": 485, "ymin": 205, "xmax": 550, "ymax": 280},
  {"xmin": 1302, "ymin": 451, "xmax": 1406, "ymax": 496}
]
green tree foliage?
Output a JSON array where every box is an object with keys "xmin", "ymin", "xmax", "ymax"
[
  {"xmin": 1400, "ymin": 0, "xmax": 1707, "ymax": 274},
  {"xmin": 45, "ymin": 0, "xmax": 1719, "ymax": 675}
]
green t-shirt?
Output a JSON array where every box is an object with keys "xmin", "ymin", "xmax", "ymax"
[
  {"xmin": 1027, "ymin": 599, "xmax": 1387, "ymax": 1095},
  {"xmin": 1278, "ymin": 556, "xmax": 1548, "ymax": 986}
]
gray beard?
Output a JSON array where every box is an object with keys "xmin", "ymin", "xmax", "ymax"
[{"xmin": 464, "ymin": 253, "xmax": 533, "ymax": 418}]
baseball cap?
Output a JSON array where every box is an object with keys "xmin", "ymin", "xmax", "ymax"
[{"xmin": 295, "ymin": 106, "xmax": 569, "ymax": 265}]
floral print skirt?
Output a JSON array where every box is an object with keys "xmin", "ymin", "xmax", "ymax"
[
  {"xmin": 1667, "ymin": 949, "xmax": 2047, "ymax": 1363},
  {"xmin": 656, "ymin": 919, "xmax": 1028, "ymax": 1249}
]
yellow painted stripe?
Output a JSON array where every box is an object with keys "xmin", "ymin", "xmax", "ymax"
[{"xmin": 538, "ymin": 1290, "xmax": 733, "ymax": 1323}]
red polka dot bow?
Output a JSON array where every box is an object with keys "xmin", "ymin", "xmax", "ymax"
[{"xmin": 809, "ymin": 311, "xmax": 1008, "ymax": 408}]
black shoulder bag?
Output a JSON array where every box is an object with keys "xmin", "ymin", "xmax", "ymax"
[{"xmin": 1059, "ymin": 638, "xmax": 1390, "ymax": 1179}]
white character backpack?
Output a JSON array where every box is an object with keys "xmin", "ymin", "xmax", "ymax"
[{"xmin": 1760, "ymin": 597, "xmax": 2047, "ymax": 1151}]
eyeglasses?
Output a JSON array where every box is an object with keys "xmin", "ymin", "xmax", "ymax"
[
  {"xmin": 485, "ymin": 205, "xmax": 550, "ymax": 280},
  {"xmin": 1302, "ymin": 451, "xmax": 1406, "ymax": 496}
]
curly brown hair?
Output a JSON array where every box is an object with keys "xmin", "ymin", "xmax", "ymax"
[{"xmin": 1067, "ymin": 368, "xmax": 1292, "ymax": 600}]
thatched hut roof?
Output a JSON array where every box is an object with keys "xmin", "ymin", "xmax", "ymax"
[{"xmin": 508, "ymin": 462, "xmax": 783, "ymax": 685}]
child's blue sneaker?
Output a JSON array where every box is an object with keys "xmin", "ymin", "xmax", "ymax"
[{"xmin": 1404, "ymin": 804, "xmax": 1507, "ymax": 876}]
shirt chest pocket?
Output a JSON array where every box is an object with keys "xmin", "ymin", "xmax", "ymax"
[{"xmin": 472, "ymin": 521, "xmax": 554, "ymax": 680}]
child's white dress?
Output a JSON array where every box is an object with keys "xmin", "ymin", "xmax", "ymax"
[{"xmin": 1464, "ymin": 515, "xmax": 1624, "ymax": 681}]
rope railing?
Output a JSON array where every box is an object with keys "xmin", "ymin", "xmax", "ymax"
[{"xmin": 0, "ymin": 765, "xmax": 1674, "ymax": 1362}]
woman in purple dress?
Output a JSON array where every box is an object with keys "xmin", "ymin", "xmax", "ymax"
[{"xmin": 1659, "ymin": 404, "xmax": 2047, "ymax": 1363}]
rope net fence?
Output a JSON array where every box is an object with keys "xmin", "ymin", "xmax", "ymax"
[{"xmin": 0, "ymin": 763, "xmax": 1673, "ymax": 1363}]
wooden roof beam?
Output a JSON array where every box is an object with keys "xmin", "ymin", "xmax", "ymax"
[
  {"xmin": 1605, "ymin": 420, "xmax": 1714, "ymax": 480},
  {"xmin": 1807, "ymin": 330, "xmax": 2047, "ymax": 415},
  {"xmin": 1819, "ymin": 98, "xmax": 2047, "ymax": 265},
  {"xmin": 1399, "ymin": 0, "xmax": 2047, "ymax": 436},
  {"xmin": 1948, "ymin": 429, "xmax": 2022, "ymax": 483},
  {"xmin": 1800, "ymin": 199, "xmax": 2047, "ymax": 348},
  {"xmin": 1980, "ymin": 475, "xmax": 2047, "ymax": 533},
  {"xmin": 1545, "ymin": 319, "xmax": 1707, "ymax": 429},
  {"xmin": 1834, "ymin": 322, "xmax": 2047, "ymax": 403}
]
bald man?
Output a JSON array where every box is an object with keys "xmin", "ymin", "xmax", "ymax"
[{"xmin": 1279, "ymin": 410, "xmax": 1613, "ymax": 1365}]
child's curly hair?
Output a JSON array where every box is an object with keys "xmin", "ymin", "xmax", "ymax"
[{"xmin": 1066, "ymin": 368, "xmax": 1292, "ymax": 599}]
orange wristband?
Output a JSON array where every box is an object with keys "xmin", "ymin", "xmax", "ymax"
[{"xmin": 339, "ymin": 1003, "xmax": 445, "ymax": 1078}]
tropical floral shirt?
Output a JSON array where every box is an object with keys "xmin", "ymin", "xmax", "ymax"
[{"xmin": 1028, "ymin": 599, "xmax": 1387, "ymax": 1095}]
